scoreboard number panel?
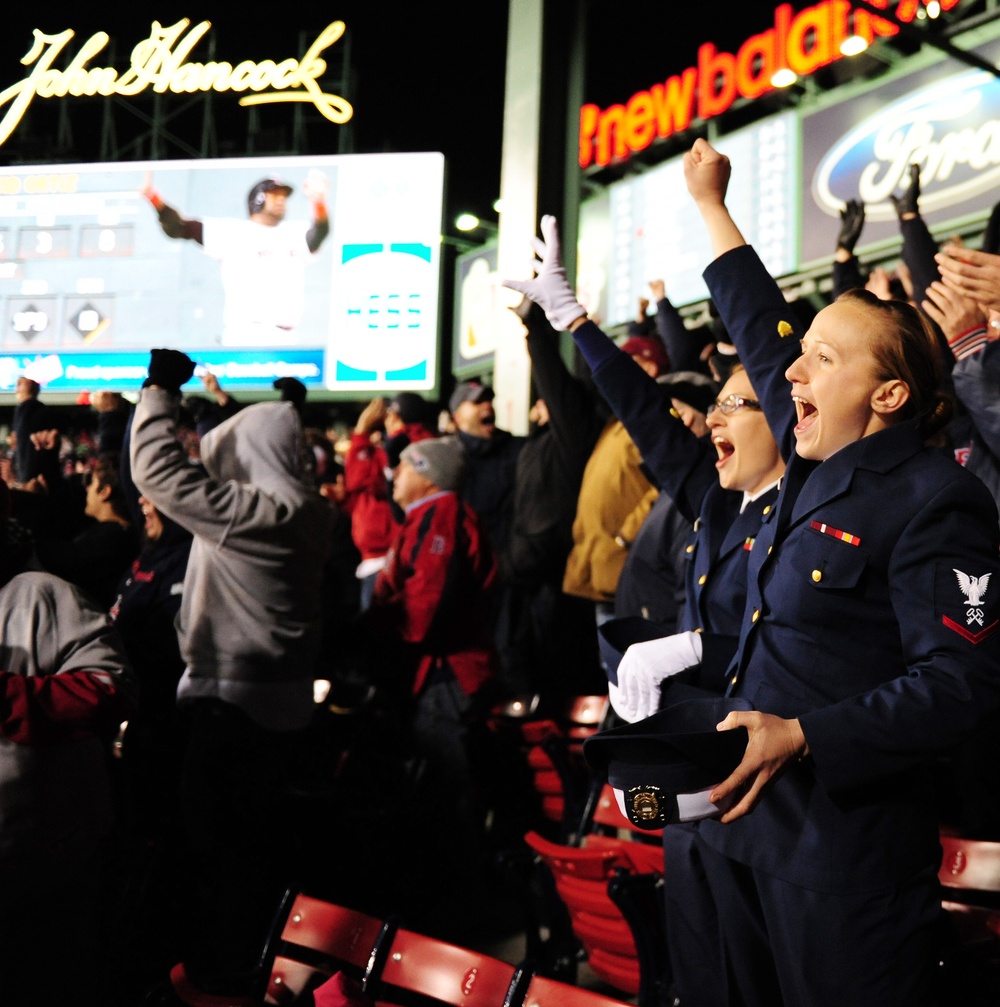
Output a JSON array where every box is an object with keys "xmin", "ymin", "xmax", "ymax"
[
  {"xmin": 79, "ymin": 225, "xmax": 134, "ymax": 258},
  {"xmin": 5, "ymin": 295, "xmax": 59, "ymax": 348},
  {"xmin": 17, "ymin": 226, "xmax": 73, "ymax": 260}
]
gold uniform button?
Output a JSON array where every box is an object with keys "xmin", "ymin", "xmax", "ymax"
[
  {"xmin": 751, "ymin": 609, "xmax": 760, "ymax": 623},
  {"xmin": 767, "ymin": 545, "xmax": 773, "ymax": 555},
  {"xmin": 762, "ymin": 505, "xmax": 771, "ymax": 515},
  {"xmin": 686, "ymin": 544, "xmax": 695, "ymax": 554},
  {"xmin": 698, "ymin": 574, "xmax": 707, "ymax": 585},
  {"xmin": 731, "ymin": 675, "xmax": 739, "ymax": 686},
  {"xmin": 812, "ymin": 569, "xmax": 822, "ymax": 582}
]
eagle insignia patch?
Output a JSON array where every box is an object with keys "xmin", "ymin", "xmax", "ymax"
[
  {"xmin": 942, "ymin": 566, "xmax": 998, "ymax": 644},
  {"xmin": 954, "ymin": 569, "xmax": 991, "ymax": 626}
]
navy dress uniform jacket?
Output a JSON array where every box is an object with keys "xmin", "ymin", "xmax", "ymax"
[
  {"xmin": 699, "ymin": 245, "xmax": 1000, "ymax": 895},
  {"xmin": 577, "ymin": 324, "xmax": 790, "ymax": 664}
]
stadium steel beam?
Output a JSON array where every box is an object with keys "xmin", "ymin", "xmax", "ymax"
[
  {"xmin": 854, "ymin": 0, "xmax": 1000, "ymax": 77},
  {"xmin": 494, "ymin": 0, "xmax": 587, "ymax": 434}
]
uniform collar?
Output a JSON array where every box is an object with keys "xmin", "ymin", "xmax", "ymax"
[
  {"xmin": 784, "ymin": 422, "xmax": 927, "ymax": 522},
  {"xmin": 796, "ymin": 420, "xmax": 926, "ymax": 476},
  {"xmin": 740, "ymin": 479, "xmax": 782, "ymax": 514}
]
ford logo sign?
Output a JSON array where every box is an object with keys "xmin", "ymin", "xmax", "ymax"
[{"xmin": 813, "ymin": 69, "xmax": 1000, "ymax": 222}]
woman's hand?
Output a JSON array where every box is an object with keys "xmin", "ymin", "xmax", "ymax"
[
  {"xmin": 710, "ymin": 711, "xmax": 807, "ymax": 823},
  {"xmin": 935, "ymin": 244, "xmax": 1000, "ymax": 312},
  {"xmin": 683, "ymin": 138, "xmax": 732, "ymax": 208},
  {"xmin": 683, "ymin": 139, "xmax": 746, "ymax": 259},
  {"xmin": 922, "ymin": 281, "xmax": 987, "ymax": 343}
]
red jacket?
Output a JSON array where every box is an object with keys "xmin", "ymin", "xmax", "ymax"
[
  {"xmin": 372, "ymin": 491, "xmax": 498, "ymax": 696},
  {"xmin": 343, "ymin": 425, "xmax": 436, "ymax": 562}
]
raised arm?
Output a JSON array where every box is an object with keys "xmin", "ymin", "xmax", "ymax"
[
  {"xmin": 503, "ymin": 217, "xmax": 715, "ymax": 519},
  {"xmin": 831, "ymin": 199, "xmax": 866, "ymax": 299},
  {"xmin": 514, "ymin": 298, "xmax": 599, "ymax": 464},
  {"xmin": 684, "ymin": 139, "xmax": 801, "ymax": 460},
  {"xmin": 142, "ymin": 172, "xmax": 203, "ymax": 243},
  {"xmin": 682, "ymin": 138, "xmax": 747, "ymax": 259},
  {"xmin": 650, "ymin": 278, "xmax": 703, "ymax": 373},
  {"xmin": 303, "ymin": 169, "xmax": 331, "ymax": 253},
  {"xmin": 892, "ymin": 164, "xmax": 942, "ymax": 313}
]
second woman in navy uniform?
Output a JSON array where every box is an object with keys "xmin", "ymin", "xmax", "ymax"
[{"xmin": 504, "ymin": 217, "xmax": 793, "ymax": 1005}]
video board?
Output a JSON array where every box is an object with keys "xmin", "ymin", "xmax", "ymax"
[
  {"xmin": 578, "ymin": 111, "xmax": 799, "ymax": 323},
  {"xmin": 0, "ymin": 151, "xmax": 444, "ymax": 396}
]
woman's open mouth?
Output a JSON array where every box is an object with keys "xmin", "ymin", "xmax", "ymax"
[
  {"xmin": 713, "ymin": 436, "xmax": 735, "ymax": 468},
  {"xmin": 792, "ymin": 395, "xmax": 816, "ymax": 433}
]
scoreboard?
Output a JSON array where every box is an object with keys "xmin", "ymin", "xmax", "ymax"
[
  {"xmin": 0, "ymin": 151, "xmax": 445, "ymax": 396},
  {"xmin": 578, "ymin": 112, "xmax": 799, "ymax": 325}
]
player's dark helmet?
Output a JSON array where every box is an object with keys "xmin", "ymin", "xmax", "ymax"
[{"xmin": 247, "ymin": 178, "xmax": 293, "ymax": 216}]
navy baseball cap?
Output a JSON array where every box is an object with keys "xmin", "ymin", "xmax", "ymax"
[{"xmin": 448, "ymin": 381, "xmax": 494, "ymax": 415}]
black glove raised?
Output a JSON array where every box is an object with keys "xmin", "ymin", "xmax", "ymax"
[
  {"xmin": 511, "ymin": 294, "xmax": 550, "ymax": 330},
  {"xmin": 144, "ymin": 348, "xmax": 196, "ymax": 394},
  {"xmin": 890, "ymin": 163, "xmax": 921, "ymax": 219},
  {"xmin": 273, "ymin": 376, "xmax": 307, "ymax": 410},
  {"xmin": 837, "ymin": 199, "xmax": 865, "ymax": 253}
]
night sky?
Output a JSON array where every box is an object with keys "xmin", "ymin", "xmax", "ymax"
[{"xmin": 0, "ymin": 4, "xmax": 798, "ymax": 227}]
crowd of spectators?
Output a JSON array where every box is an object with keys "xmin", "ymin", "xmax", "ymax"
[{"xmin": 5, "ymin": 145, "xmax": 1000, "ymax": 1006}]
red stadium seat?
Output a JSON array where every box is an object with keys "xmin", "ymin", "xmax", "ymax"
[
  {"xmin": 518, "ymin": 784, "xmax": 667, "ymax": 1007},
  {"xmin": 488, "ymin": 694, "xmax": 611, "ymax": 842},
  {"xmin": 257, "ymin": 890, "xmax": 395, "ymax": 1005},
  {"xmin": 365, "ymin": 926, "xmax": 525, "ymax": 1007},
  {"xmin": 516, "ymin": 973, "xmax": 638, "ymax": 1007},
  {"xmin": 936, "ymin": 833, "xmax": 1000, "ymax": 1003}
]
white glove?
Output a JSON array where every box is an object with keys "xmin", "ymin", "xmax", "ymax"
[
  {"xmin": 502, "ymin": 214, "xmax": 588, "ymax": 331},
  {"xmin": 609, "ymin": 631, "xmax": 704, "ymax": 723}
]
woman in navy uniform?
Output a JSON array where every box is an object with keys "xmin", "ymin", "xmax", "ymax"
[
  {"xmin": 679, "ymin": 138, "xmax": 1000, "ymax": 1006},
  {"xmin": 505, "ymin": 219, "xmax": 792, "ymax": 705},
  {"xmin": 505, "ymin": 219, "xmax": 793, "ymax": 1005}
]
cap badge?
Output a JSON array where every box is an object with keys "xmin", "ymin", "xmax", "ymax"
[{"xmin": 627, "ymin": 785, "xmax": 667, "ymax": 828}]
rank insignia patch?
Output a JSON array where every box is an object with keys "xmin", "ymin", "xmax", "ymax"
[{"xmin": 940, "ymin": 566, "xmax": 999, "ymax": 644}]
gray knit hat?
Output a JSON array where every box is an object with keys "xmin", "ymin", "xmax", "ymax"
[{"xmin": 399, "ymin": 436, "xmax": 465, "ymax": 492}]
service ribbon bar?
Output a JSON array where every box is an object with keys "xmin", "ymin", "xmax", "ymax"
[{"xmin": 810, "ymin": 520, "xmax": 861, "ymax": 546}]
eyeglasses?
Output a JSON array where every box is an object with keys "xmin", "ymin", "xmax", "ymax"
[{"xmin": 707, "ymin": 394, "xmax": 763, "ymax": 416}]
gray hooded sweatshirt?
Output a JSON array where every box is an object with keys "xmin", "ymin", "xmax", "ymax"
[{"xmin": 130, "ymin": 387, "xmax": 332, "ymax": 730}]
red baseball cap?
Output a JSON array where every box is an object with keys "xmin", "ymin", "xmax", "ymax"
[{"xmin": 620, "ymin": 336, "xmax": 669, "ymax": 373}]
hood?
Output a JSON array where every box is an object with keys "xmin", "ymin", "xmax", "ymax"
[{"xmin": 199, "ymin": 401, "xmax": 313, "ymax": 494}]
